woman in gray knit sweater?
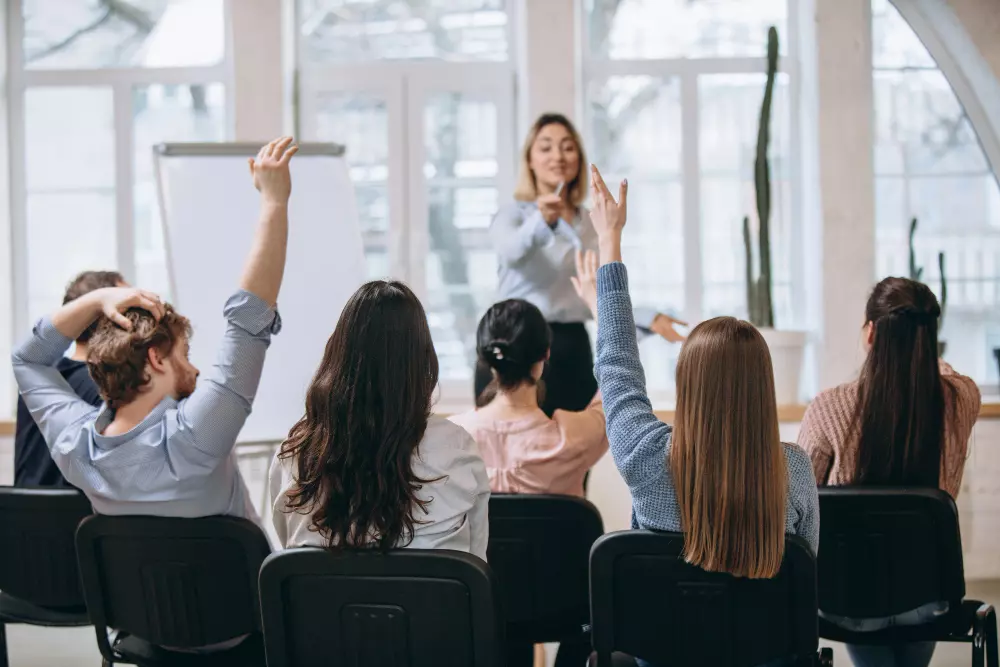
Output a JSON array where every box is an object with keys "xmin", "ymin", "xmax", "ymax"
[{"xmin": 587, "ymin": 164, "xmax": 820, "ymax": 569}]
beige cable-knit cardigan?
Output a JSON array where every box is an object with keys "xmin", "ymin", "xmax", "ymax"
[{"xmin": 797, "ymin": 361, "xmax": 981, "ymax": 498}]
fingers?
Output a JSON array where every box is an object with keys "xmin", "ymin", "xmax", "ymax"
[
  {"xmin": 574, "ymin": 249, "xmax": 585, "ymax": 276},
  {"xmin": 108, "ymin": 311, "xmax": 132, "ymax": 330},
  {"xmin": 586, "ymin": 249, "xmax": 599, "ymax": 275},
  {"xmin": 263, "ymin": 138, "xmax": 279, "ymax": 159},
  {"xmin": 590, "ymin": 164, "xmax": 614, "ymax": 202},
  {"xmin": 618, "ymin": 178, "xmax": 628, "ymax": 210},
  {"xmin": 248, "ymin": 158, "xmax": 255, "ymax": 177},
  {"xmin": 278, "ymin": 143, "xmax": 299, "ymax": 166},
  {"xmin": 671, "ymin": 315, "xmax": 689, "ymax": 327},
  {"xmin": 273, "ymin": 136, "xmax": 294, "ymax": 156},
  {"xmin": 570, "ymin": 276, "xmax": 582, "ymax": 297}
]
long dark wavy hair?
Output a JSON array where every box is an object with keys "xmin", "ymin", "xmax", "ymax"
[
  {"xmin": 279, "ymin": 280, "xmax": 440, "ymax": 550},
  {"xmin": 853, "ymin": 277, "xmax": 952, "ymax": 487}
]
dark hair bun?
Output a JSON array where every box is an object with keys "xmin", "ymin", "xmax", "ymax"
[{"xmin": 475, "ymin": 300, "xmax": 552, "ymax": 393}]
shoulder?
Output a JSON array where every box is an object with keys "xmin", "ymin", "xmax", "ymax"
[
  {"xmin": 422, "ymin": 416, "xmax": 481, "ymax": 458},
  {"xmin": 781, "ymin": 442, "xmax": 819, "ymax": 490},
  {"xmin": 803, "ymin": 381, "xmax": 857, "ymax": 423},
  {"xmin": 447, "ymin": 409, "xmax": 479, "ymax": 434}
]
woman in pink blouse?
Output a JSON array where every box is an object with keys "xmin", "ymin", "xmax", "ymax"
[{"xmin": 451, "ymin": 253, "xmax": 610, "ymax": 497}]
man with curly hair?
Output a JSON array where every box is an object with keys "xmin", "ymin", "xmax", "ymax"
[
  {"xmin": 14, "ymin": 270, "xmax": 124, "ymax": 487},
  {"xmin": 12, "ymin": 137, "xmax": 299, "ymax": 522}
]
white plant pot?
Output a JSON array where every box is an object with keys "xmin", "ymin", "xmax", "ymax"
[{"xmin": 758, "ymin": 328, "xmax": 807, "ymax": 405}]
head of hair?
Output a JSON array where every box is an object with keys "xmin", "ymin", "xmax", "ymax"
[
  {"xmin": 63, "ymin": 270, "xmax": 125, "ymax": 343},
  {"xmin": 513, "ymin": 112, "xmax": 588, "ymax": 207},
  {"xmin": 86, "ymin": 305, "xmax": 192, "ymax": 410},
  {"xmin": 671, "ymin": 316, "xmax": 786, "ymax": 579},
  {"xmin": 279, "ymin": 280, "xmax": 440, "ymax": 551},
  {"xmin": 474, "ymin": 299, "xmax": 551, "ymax": 407},
  {"xmin": 853, "ymin": 276, "xmax": 948, "ymax": 488}
]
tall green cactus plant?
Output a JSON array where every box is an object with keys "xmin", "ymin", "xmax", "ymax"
[
  {"xmin": 743, "ymin": 26, "xmax": 778, "ymax": 329},
  {"xmin": 908, "ymin": 217, "xmax": 948, "ymax": 329}
]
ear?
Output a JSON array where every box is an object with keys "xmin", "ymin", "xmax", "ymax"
[
  {"xmin": 864, "ymin": 321, "xmax": 875, "ymax": 346},
  {"xmin": 147, "ymin": 346, "xmax": 168, "ymax": 374}
]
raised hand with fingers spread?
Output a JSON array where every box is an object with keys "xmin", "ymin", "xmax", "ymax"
[
  {"xmin": 248, "ymin": 136, "xmax": 299, "ymax": 204},
  {"xmin": 588, "ymin": 164, "xmax": 627, "ymax": 265}
]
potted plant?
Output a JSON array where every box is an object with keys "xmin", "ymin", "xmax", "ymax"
[
  {"xmin": 907, "ymin": 217, "xmax": 948, "ymax": 356},
  {"xmin": 742, "ymin": 26, "xmax": 807, "ymax": 404}
]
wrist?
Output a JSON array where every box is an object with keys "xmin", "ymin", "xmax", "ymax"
[
  {"xmin": 598, "ymin": 237, "xmax": 623, "ymax": 265},
  {"xmin": 260, "ymin": 194, "xmax": 290, "ymax": 209}
]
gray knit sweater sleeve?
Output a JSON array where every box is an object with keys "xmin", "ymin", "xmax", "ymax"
[
  {"xmin": 595, "ymin": 262, "xmax": 820, "ymax": 553},
  {"xmin": 595, "ymin": 262, "xmax": 682, "ymax": 532}
]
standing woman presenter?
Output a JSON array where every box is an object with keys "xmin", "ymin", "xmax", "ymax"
[{"xmin": 480, "ymin": 112, "xmax": 685, "ymax": 415}]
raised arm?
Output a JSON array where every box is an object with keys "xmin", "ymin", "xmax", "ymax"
[
  {"xmin": 589, "ymin": 166, "xmax": 673, "ymax": 489},
  {"xmin": 175, "ymin": 138, "xmax": 298, "ymax": 457},
  {"xmin": 240, "ymin": 137, "xmax": 299, "ymax": 306},
  {"xmin": 12, "ymin": 287, "xmax": 164, "ymax": 447}
]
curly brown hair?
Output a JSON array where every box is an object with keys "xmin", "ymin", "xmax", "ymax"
[
  {"xmin": 63, "ymin": 271, "xmax": 125, "ymax": 343},
  {"xmin": 87, "ymin": 305, "xmax": 192, "ymax": 409}
]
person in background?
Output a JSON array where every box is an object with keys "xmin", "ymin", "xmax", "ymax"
[
  {"xmin": 14, "ymin": 270, "xmax": 124, "ymax": 487},
  {"xmin": 269, "ymin": 280, "xmax": 490, "ymax": 560},
  {"xmin": 482, "ymin": 112, "xmax": 686, "ymax": 417},
  {"xmin": 11, "ymin": 136, "xmax": 297, "ymax": 524},
  {"xmin": 798, "ymin": 276, "xmax": 981, "ymax": 667},
  {"xmin": 588, "ymin": 164, "xmax": 819, "ymax": 667},
  {"xmin": 451, "ymin": 253, "xmax": 608, "ymax": 667}
]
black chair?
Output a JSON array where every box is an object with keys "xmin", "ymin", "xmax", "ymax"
[
  {"xmin": 0, "ymin": 487, "xmax": 93, "ymax": 667},
  {"xmin": 259, "ymin": 547, "xmax": 505, "ymax": 667},
  {"xmin": 75, "ymin": 515, "xmax": 270, "ymax": 667},
  {"xmin": 816, "ymin": 487, "xmax": 998, "ymax": 667},
  {"xmin": 589, "ymin": 531, "xmax": 831, "ymax": 667},
  {"xmin": 487, "ymin": 494, "xmax": 603, "ymax": 665}
]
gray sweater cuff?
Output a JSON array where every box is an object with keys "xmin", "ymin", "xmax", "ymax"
[{"xmin": 597, "ymin": 262, "xmax": 629, "ymax": 295}]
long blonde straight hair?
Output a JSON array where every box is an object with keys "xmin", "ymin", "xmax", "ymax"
[
  {"xmin": 513, "ymin": 113, "xmax": 588, "ymax": 207},
  {"xmin": 671, "ymin": 316, "xmax": 786, "ymax": 579}
]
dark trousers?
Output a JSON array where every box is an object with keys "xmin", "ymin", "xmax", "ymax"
[{"xmin": 474, "ymin": 321, "xmax": 596, "ymax": 417}]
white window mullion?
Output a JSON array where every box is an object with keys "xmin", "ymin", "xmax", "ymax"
[
  {"xmin": 681, "ymin": 73, "xmax": 704, "ymax": 324},
  {"xmin": 7, "ymin": 0, "xmax": 28, "ymax": 343},
  {"xmin": 405, "ymin": 74, "xmax": 428, "ymax": 300},
  {"xmin": 113, "ymin": 83, "xmax": 136, "ymax": 284},
  {"xmin": 388, "ymin": 75, "xmax": 409, "ymax": 283}
]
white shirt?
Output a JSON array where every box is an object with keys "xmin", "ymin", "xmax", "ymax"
[{"xmin": 267, "ymin": 416, "xmax": 491, "ymax": 561}]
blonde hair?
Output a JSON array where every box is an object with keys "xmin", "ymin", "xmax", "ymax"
[
  {"xmin": 671, "ymin": 317, "xmax": 786, "ymax": 579},
  {"xmin": 513, "ymin": 113, "xmax": 588, "ymax": 207}
]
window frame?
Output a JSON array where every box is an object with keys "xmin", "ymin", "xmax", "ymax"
[
  {"xmin": 6, "ymin": 0, "xmax": 234, "ymax": 347},
  {"xmin": 293, "ymin": 2, "xmax": 518, "ymax": 407},
  {"xmin": 578, "ymin": 0, "xmax": 805, "ymax": 330}
]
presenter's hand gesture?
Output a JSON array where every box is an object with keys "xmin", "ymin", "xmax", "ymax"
[
  {"xmin": 571, "ymin": 250, "xmax": 599, "ymax": 318},
  {"xmin": 249, "ymin": 136, "xmax": 299, "ymax": 204},
  {"xmin": 96, "ymin": 287, "xmax": 165, "ymax": 330},
  {"xmin": 651, "ymin": 314, "xmax": 688, "ymax": 343},
  {"xmin": 537, "ymin": 193, "xmax": 563, "ymax": 227}
]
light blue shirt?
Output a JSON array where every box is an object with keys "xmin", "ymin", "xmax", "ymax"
[
  {"xmin": 11, "ymin": 290, "xmax": 281, "ymax": 522},
  {"xmin": 491, "ymin": 200, "xmax": 658, "ymax": 328}
]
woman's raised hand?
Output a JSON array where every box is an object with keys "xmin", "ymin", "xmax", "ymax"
[
  {"xmin": 588, "ymin": 164, "xmax": 627, "ymax": 239},
  {"xmin": 571, "ymin": 250, "xmax": 600, "ymax": 318}
]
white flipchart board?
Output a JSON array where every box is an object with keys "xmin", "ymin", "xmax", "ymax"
[{"xmin": 154, "ymin": 142, "xmax": 366, "ymax": 443}]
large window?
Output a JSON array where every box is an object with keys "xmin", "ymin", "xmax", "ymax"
[
  {"xmin": 12, "ymin": 0, "xmax": 229, "ymax": 332},
  {"xmin": 872, "ymin": 0, "xmax": 1000, "ymax": 386},
  {"xmin": 582, "ymin": 0, "xmax": 800, "ymax": 398},
  {"xmin": 296, "ymin": 0, "xmax": 515, "ymax": 396}
]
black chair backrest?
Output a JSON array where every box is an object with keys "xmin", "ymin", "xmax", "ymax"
[
  {"xmin": 75, "ymin": 514, "xmax": 270, "ymax": 651},
  {"xmin": 590, "ymin": 531, "xmax": 818, "ymax": 667},
  {"xmin": 487, "ymin": 494, "xmax": 603, "ymax": 638},
  {"xmin": 0, "ymin": 487, "xmax": 92, "ymax": 609},
  {"xmin": 817, "ymin": 486, "xmax": 965, "ymax": 618},
  {"xmin": 259, "ymin": 548, "xmax": 505, "ymax": 667}
]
